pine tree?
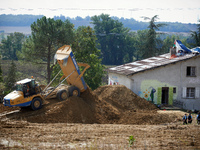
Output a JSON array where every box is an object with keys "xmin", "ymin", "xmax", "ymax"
[
  {"xmin": 191, "ymin": 20, "xmax": 200, "ymax": 47},
  {"xmin": 5, "ymin": 61, "xmax": 17, "ymax": 91},
  {"xmin": 21, "ymin": 16, "xmax": 74, "ymax": 83},
  {"xmin": 143, "ymin": 15, "xmax": 166, "ymax": 59}
]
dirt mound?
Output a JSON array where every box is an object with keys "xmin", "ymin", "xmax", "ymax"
[
  {"xmin": 24, "ymin": 96, "xmax": 97, "ymax": 123},
  {"xmin": 94, "ymin": 85, "xmax": 157, "ymax": 110},
  {"xmin": 1, "ymin": 85, "xmax": 180, "ymax": 125},
  {"xmin": 11, "ymin": 87, "xmax": 120, "ymax": 124},
  {"xmin": 93, "ymin": 85, "xmax": 177, "ymax": 125}
]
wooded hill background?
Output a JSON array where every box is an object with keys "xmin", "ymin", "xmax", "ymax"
[{"xmin": 0, "ymin": 14, "xmax": 197, "ymax": 33}]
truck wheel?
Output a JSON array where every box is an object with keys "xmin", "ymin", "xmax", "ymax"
[
  {"xmin": 31, "ymin": 97, "xmax": 42, "ymax": 110},
  {"xmin": 57, "ymin": 89, "xmax": 69, "ymax": 101},
  {"xmin": 69, "ymin": 86, "xmax": 80, "ymax": 97}
]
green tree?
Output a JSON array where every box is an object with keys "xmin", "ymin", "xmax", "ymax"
[
  {"xmin": 143, "ymin": 15, "xmax": 166, "ymax": 59},
  {"xmin": 21, "ymin": 17, "xmax": 74, "ymax": 83},
  {"xmin": 0, "ymin": 57, "xmax": 5, "ymax": 95},
  {"xmin": 5, "ymin": 61, "xmax": 17, "ymax": 91},
  {"xmin": 72, "ymin": 26, "xmax": 105, "ymax": 90},
  {"xmin": 0, "ymin": 32, "xmax": 25, "ymax": 60},
  {"xmin": 191, "ymin": 20, "xmax": 200, "ymax": 47},
  {"xmin": 162, "ymin": 35, "xmax": 180, "ymax": 54},
  {"xmin": 91, "ymin": 14, "xmax": 130, "ymax": 65},
  {"xmin": 134, "ymin": 30, "xmax": 148, "ymax": 60},
  {"xmin": 122, "ymin": 32, "xmax": 138, "ymax": 63}
]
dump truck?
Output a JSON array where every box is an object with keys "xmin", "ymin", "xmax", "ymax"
[{"xmin": 3, "ymin": 45, "xmax": 90, "ymax": 110}]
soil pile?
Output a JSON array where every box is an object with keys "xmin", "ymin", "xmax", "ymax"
[
  {"xmin": 93, "ymin": 85, "xmax": 178, "ymax": 125},
  {"xmin": 94, "ymin": 85, "xmax": 157, "ymax": 110},
  {"xmin": 1, "ymin": 85, "xmax": 179, "ymax": 125},
  {"xmin": 8, "ymin": 87, "xmax": 121, "ymax": 124}
]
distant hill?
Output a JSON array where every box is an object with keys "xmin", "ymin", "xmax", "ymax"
[{"xmin": 0, "ymin": 14, "xmax": 198, "ymax": 33}]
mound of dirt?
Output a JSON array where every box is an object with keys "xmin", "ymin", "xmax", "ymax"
[
  {"xmin": 93, "ymin": 85, "xmax": 177, "ymax": 125},
  {"xmin": 25, "ymin": 96, "xmax": 97, "ymax": 123},
  {"xmin": 9, "ymin": 87, "xmax": 121, "ymax": 124},
  {"xmin": 1, "ymin": 85, "xmax": 180, "ymax": 125},
  {"xmin": 94, "ymin": 85, "xmax": 157, "ymax": 110}
]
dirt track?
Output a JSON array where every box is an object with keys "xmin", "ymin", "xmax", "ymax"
[{"xmin": 0, "ymin": 85, "xmax": 200, "ymax": 149}]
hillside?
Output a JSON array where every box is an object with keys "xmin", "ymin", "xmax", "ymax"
[
  {"xmin": 1, "ymin": 60, "xmax": 47, "ymax": 84},
  {"xmin": 0, "ymin": 14, "xmax": 197, "ymax": 33}
]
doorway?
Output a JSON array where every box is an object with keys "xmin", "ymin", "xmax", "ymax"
[{"xmin": 162, "ymin": 87, "xmax": 169, "ymax": 105}]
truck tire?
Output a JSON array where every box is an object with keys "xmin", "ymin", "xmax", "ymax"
[
  {"xmin": 57, "ymin": 89, "xmax": 69, "ymax": 101},
  {"xmin": 69, "ymin": 86, "xmax": 80, "ymax": 97},
  {"xmin": 31, "ymin": 97, "xmax": 42, "ymax": 110}
]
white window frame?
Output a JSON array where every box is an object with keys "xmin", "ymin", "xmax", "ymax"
[
  {"xmin": 183, "ymin": 87, "xmax": 199, "ymax": 99},
  {"xmin": 186, "ymin": 87, "xmax": 195, "ymax": 98}
]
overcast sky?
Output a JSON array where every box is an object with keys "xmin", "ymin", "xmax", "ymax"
[{"xmin": 1, "ymin": 0, "xmax": 200, "ymax": 23}]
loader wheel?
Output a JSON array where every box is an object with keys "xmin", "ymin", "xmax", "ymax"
[
  {"xmin": 69, "ymin": 86, "xmax": 80, "ymax": 97},
  {"xmin": 57, "ymin": 89, "xmax": 69, "ymax": 101},
  {"xmin": 31, "ymin": 97, "xmax": 42, "ymax": 110}
]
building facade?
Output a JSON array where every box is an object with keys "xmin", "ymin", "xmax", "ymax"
[{"xmin": 108, "ymin": 53, "xmax": 200, "ymax": 111}]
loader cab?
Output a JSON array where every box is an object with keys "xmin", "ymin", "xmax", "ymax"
[{"xmin": 15, "ymin": 78, "xmax": 36, "ymax": 97}]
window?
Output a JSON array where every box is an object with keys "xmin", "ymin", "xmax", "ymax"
[
  {"xmin": 187, "ymin": 66, "xmax": 196, "ymax": 77},
  {"xmin": 186, "ymin": 87, "xmax": 195, "ymax": 98},
  {"xmin": 173, "ymin": 87, "xmax": 176, "ymax": 93}
]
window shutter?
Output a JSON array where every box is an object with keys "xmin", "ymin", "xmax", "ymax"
[
  {"xmin": 195, "ymin": 87, "xmax": 199, "ymax": 98},
  {"xmin": 182, "ymin": 87, "xmax": 186, "ymax": 98}
]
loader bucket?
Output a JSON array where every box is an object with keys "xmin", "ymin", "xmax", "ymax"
[{"xmin": 55, "ymin": 45, "xmax": 88, "ymax": 92}]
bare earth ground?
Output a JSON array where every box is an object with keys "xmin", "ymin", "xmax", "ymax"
[
  {"xmin": 0, "ymin": 85, "xmax": 200, "ymax": 149},
  {"xmin": 0, "ymin": 115, "xmax": 200, "ymax": 150}
]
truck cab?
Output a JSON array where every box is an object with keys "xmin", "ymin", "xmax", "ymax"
[{"xmin": 3, "ymin": 78, "xmax": 44, "ymax": 110}]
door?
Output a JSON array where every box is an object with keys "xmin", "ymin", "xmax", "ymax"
[{"xmin": 162, "ymin": 87, "xmax": 169, "ymax": 105}]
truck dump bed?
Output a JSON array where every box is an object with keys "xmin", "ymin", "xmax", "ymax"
[{"xmin": 55, "ymin": 45, "xmax": 89, "ymax": 92}]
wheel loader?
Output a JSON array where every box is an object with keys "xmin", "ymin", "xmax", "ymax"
[{"xmin": 3, "ymin": 45, "xmax": 90, "ymax": 110}]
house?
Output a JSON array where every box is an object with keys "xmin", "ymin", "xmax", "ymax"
[{"xmin": 108, "ymin": 40, "xmax": 200, "ymax": 111}]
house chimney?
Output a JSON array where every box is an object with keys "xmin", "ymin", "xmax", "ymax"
[{"xmin": 170, "ymin": 47, "xmax": 177, "ymax": 59}]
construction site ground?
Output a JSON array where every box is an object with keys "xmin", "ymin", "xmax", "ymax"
[{"xmin": 0, "ymin": 85, "xmax": 200, "ymax": 149}]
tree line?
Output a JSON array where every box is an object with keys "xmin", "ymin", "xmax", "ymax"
[
  {"xmin": 0, "ymin": 14, "xmax": 197, "ymax": 32},
  {"xmin": 0, "ymin": 14, "xmax": 199, "ymax": 93}
]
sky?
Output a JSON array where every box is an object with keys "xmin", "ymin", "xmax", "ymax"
[{"xmin": 1, "ymin": 0, "xmax": 200, "ymax": 23}]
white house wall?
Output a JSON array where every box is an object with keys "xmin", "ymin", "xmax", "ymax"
[
  {"xmin": 108, "ymin": 56, "xmax": 200, "ymax": 110},
  {"xmin": 108, "ymin": 73, "xmax": 132, "ymax": 89}
]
